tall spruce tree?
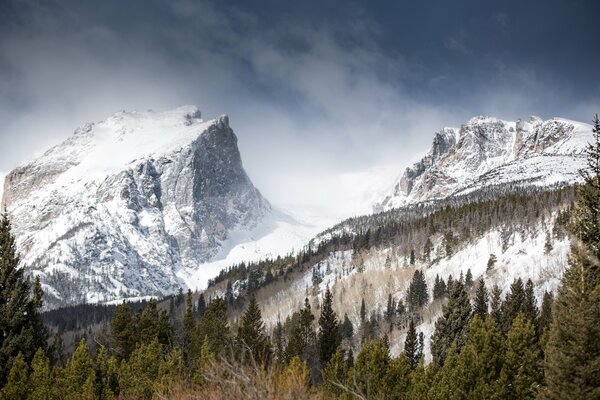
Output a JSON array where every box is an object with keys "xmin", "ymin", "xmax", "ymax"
[
  {"xmin": 318, "ymin": 287, "xmax": 342, "ymax": 367},
  {"xmin": 111, "ymin": 302, "xmax": 135, "ymax": 359},
  {"xmin": 0, "ymin": 352, "xmax": 28, "ymax": 400},
  {"xmin": 0, "ymin": 214, "xmax": 47, "ymax": 386},
  {"xmin": 341, "ymin": 313, "xmax": 354, "ymax": 340},
  {"xmin": 431, "ymin": 280, "xmax": 472, "ymax": 367},
  {"xmin": 237, "ymin": 294, "xmax": 270, "ymax": 364},
  {"xmin": 197, "ymin": 297, "xmax": 231, "ymax": 357},
  {"xmin": 497, "ymin": 313, "xmax": 541, "ymax": 400},
  {"xmin": 404, "ymin": 319, "xmax": 423, "ymax": 369},
  {"xmin": 407, "ymin": 270, "xmax": 428, "ymax": 311},
  {"xmin": 543, "ymin": 114, "xmax": 600, "ymax": 399},
  {"xmin": 473, "ymin": 279, "xmax": 489, "ymax": 319}
]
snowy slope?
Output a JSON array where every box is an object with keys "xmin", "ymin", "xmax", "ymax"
[
  {"xmin": 377, "ymin": 116, "xmax": 592, "ymax": 211},
  {"xmin": 2, "ymin": 106, "xmax": 289, "ymax": 308},
  {"xmin": 231, "ymin": 214, "xmax": 568, "ymax": 360}
]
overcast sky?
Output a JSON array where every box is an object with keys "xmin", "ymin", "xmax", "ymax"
[{"xmin": 1, "ymin": 0, "xmax": 599, "ymax": 209}]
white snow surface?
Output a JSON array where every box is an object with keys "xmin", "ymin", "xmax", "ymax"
[
  {"xmin": 377, "ymin": 116, "xmax": 593, "ymax": 211},
  {"xmin": 254, "ymin": 215, "xmax": 569, "ymax": 360}
]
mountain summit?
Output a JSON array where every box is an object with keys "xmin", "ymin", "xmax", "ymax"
[
  {"xmin": 2, "ymin": 106, "xmax": 271, "ymax": 307},
  {"xmin": 376, "ymin": 116, "xmax": 592, "ymax": 211}
]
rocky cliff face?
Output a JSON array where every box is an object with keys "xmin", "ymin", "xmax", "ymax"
[
  {"xmin": 377, "ymin": 116, "xmax": 592, "ymax": 211},
  {"xmin": 2, "ymin": 106, "xmax": 270, "ymax": 308}
]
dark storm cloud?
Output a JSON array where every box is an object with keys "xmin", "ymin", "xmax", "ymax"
[{"xmin": 0, "ymin": 0, "xmax": 599, "ymax": 207}]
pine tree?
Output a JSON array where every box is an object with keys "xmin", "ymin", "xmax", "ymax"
[
  {"xmin": 542, "ymin": 114, "xmax": 600, "ymax": 399},
  {"xmin": 64, "ymin": 340, "xmax": 96, "ymax": 400},
  {"xmin": 237, "ymin": 294, "xmax": 270, "ymax": 364},
  {"xmin": 423, "ymin": 237, "xmax": 433, "ymax": 262},
  {"xmin": 182, "ymin": 289, "xmax": 197, "ymax": 368},
  {"xmin": 473, "ymin": 279, "xmax": 489, "ymax": 319},
  {"xmin": 341, "ymin": 313, "xmax": 354, "ymax": 340},
  {"xmin": 490, "ymin": 284, "xmax": 503, "ymax": 326},
  {"xmin": 111, "ymin": 302, "xmax": 135, "ymax": 359},
  {"xmin": 537, "ymin": 291, "xmax": 553, "ymax": 342},
  {"xmin": 407, "ymin": 270, "xmax": 428, "ymax": 311},
  {"xmin": 409, "ymin": 249, "xmax": 416, "ymax": 265},
  {"xmin": 322, "ymin": 348, "xmax": 348, "ymax": 397},
  {"xmin": 197, "ymin": 297, "xmax": 231, "ymax": 357},
  {"xmin": 384, "ymin": 294, "xmax": 395, "ymax": 322},
  {"xmin": 465, "ymin": 268, "xmax": 473, "ymax": 287},
  {"xmin": 273, "ymin": 319, "xmax": 286, "ymax": 364},
  {"xmin": 318, "ymin": 287, "xmax": 341, "ymax": 367},
  {"xmin": 433, "ymin": 274, "xmax": 447, "ymax": 300},
  {"xmin": 501, "ymin": 278, "xmax": 526, "ymax": 332},
  {"xmin": 119, "ymin": 338, "xmax": 162, "ymax": 400},
  {"xmin": 360, "ymin": 298, "xmax": 366, "ymax": 323},
  {"xmin": 30, "ymin": 348, "xmax": 52, "ymax": 400},
  {"xmin": 523, "ymin": 279, "xmax": 538, "ymax": 324},
  {"xmin": 196, "ymin": 293, "xmax": 206, "ymax": 317},
  {"xmin": 404, "ymin": 319, "xmax": 422, "ymax": 369},
  {"xmin": 287, "ymin": 298, "xmax": 317, "ymax": 366},
  {"xmin": 431, "ymin": 280, "xmax": 472, "ymax": 367},
  {"xmin": 95, "ymin": 347, "xmax": 118, "ymax": 400},
  {"xmin": 0, "ymin": 352, "xmax": 29, "ymax": 400},
  {"xmin": 347, "ymin": 339, "xmax": 390, "ymax": 399},
  {"xmin": 385, "ymin": 355, "xmax": 412, "ymax": 399},
  {"xmin": 0, "ymin": 214, "xmax": 47, "ymax": 386},
  {"xmin": 497, "ymin": 313, "xmax": 541, "ymax": 399}
]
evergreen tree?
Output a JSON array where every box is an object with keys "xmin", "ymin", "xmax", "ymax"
[
  {"xmin": 501, "ymin": 278, "xmax": 526, "ymax": 332},
  {"xmin": 433, "ymin": 274, "xmax": 447, "ymax": 300},
  {"xmin": 0, "ymin": 352, "xmax": 28, "ymax": 400},
  {"xmin": 537, "ymin": 291, "xmax": 553, "ymax": 342},
  {"xmin": 119, "ymin": 338, "xmax": 162, "ymax": 400},
  {"xmin": 0, "ymin": 214, "xmax": 47, "ymax": 385},
  {"xmin": 95, "ymin": 347, "xmax": 118, "ymax": 400},
  {"xmin": 318, "ymin": 287, "xmax": 342, "ymax": 367},
  {"xmin": 182, "ymin": 289, "xmax": 197, "ymax": 368},
  {"xmin": 523, "ymin": 279, "xmax": 538, "ymax": 324},
  {"xmin": 431, "ymin": 280, "xmax": 472, "ymax": 367},
  {"xmin": 287, "ymin": 298, "xmax": 317, "ymax": 365},
  {"xmin": 407, "ymin": 270, "xmax": 428, "ymax": 311},
  {"xmin": 384, "ymin": 294, "xmax": 395, "ymax": 322},
  {"xmin": 30, "ymin": 348, "xmax": 52, "ymax": 400},
  {"xmin": 409, "ymin": 249, "xmax": 416, "ymax": 265},
  {"xmin": 497, "ymin": 313, "xmax": 541, "ymax": 399},
  {"xmin": 385, "ymin": 355, "xmax": 412, "ymax": 399},
  {"xmin": 273, "ymin": 319, "xmax": 286, "ymax": 364},
  {"xmin": 341, "ymin": 313, "xmax": 354, "ymax": 340},
  {"xmin": 64, "ymin": 340, "xmax": 96, "ymax": 400},
  {"xmin": 543, "ymin": 114, "xmax": 600, "ymax": 399},
  {"xmin": 360, "ymin": 298, "xmax": 366, "ymax": 323},
  {"xmin": 196, "ymin": 293, "xmax": 206, "ymax": 318},
  {"xmin": 110, "ymin": 302, "xmax": 135, "ymax": 359},
  {"xmin": 473, "ymin": 279, "xmax": 489, "ymax": 319},
  {"xmin": 423, "ymin": 237, "xmax": 433, "ymax": 262},
  {"xmin": 237, "ymin": 294, "xmax": 270, "ymax": 364},
  {"xmin": 197, "ymin": 297, "xmax": 231, "ymax": 357},
  {"xmin": 404, "ymin": 319, "xmax": 423, "ymax": 369},
  {"xmin": 490, "ymin": 284, "xmax": 503, "ymax": 326},
  {"xmin": 347, "ymin": 339, "xmax": 390, "ymax": 399},
  {"xmin": 322, "ymin": 348, "xmax": 348, "ymax": 397},
  {"xmin": 465, "ymin": 268, "xmax": 473, "ymax": 287}
]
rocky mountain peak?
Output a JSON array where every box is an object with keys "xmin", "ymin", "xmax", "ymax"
[
  {"xmin": 2, "ymin": 106, "xmax": 270, "ymax": 308},
  {"xmin": 376, "ymin": 116, "xmax": 593, "ymax": 211}
]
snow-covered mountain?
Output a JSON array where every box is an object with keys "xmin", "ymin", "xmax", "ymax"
[
  {"xmin": 376, "ymin": 116, "xmax": 592, "ymax": 211},
  {"xmin": 1, "ymin": 106, "xmax": 321, "ymax": 308}
]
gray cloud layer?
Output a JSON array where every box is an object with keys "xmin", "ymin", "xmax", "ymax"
[{"xmin": 1, "ymin": 0, "xmax": 598, "ymax": 209}]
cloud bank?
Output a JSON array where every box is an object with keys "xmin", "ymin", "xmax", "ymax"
[{"xmin": 0, "ymin": 0, "xmax": 598, "ymax": 211}]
